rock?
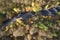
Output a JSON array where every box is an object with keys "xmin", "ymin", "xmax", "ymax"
[
  {"xmin": 25, "ymin": 25, "xmax": 30, "ymax": 30},
  {"xmin": 24, "ymin": 36, "xmax": 28, "ymax": 40},
  {"xmin": 58, "ymin": 23, "xmax": 60, "ymax": 26},
  {"xmin": 27, "ymin": 34, "xmax": 31, "ymax": 40},
  {"xmin": 38, "ymin": 30, "xmax": 46, "ymax": 36},
  {"xmin": 24, "ymin": 25, "xmax": 30, "ymax": 34},
  {"xmin": 12, "ymin": 0, "xmax": 21, "ymax": 3},
  {"xmin": 1, "ymin": 36, "xmax": 13, "ymax": 40},
  {"xmin": 0, "ymin": 31, "xmax": 7, "ymax": 37},
  {"xmin": 37, "ymin": 36, "xmax": 44, "ymax": 40},
  {"xmin": 16, "ymin": 36, "xmax": 25, "ymax": 40},
  {"xmin": 29, "ymin": 27, "xmax": 38, "ymax": 35},
  {"xmin": 13, "ymin": 26, "xmax": 25, "ymax": 37},
  {"xmin": 46, "ymin": 31, "xmax": 53, "ymax": 38}
]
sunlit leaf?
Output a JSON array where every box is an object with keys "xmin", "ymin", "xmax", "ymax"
[
  {"xmin": 5, "ymin": 26, "xmax": 9, "ymax": 31},
  {"xmin": 16, "ymin": 19, "xmax": 22, "ymax": 24},
  {"xmin": 45, "ymin": 4, "xmax": 49, "ymax": 9},
  {"xmin": 31, "ymin": 2, "xmax": 35, "ymax": 7},
  {"xmin": 13, "ymin": 8, "xmax": 21, "ymax": 13},
  {"xmin": 10, "ymin": 24, "xmax": 13, "ymax": 28},
  {"xmin": 39, "ymin": 23, "xmax": 48, "ymax": 31},
  {"xmin": 25, "ymin": 6, "xmax": 31, "ymax": 12},
  {"xmin": 32, "ymin": 6, "xmax": 37, "ymax": 12}
]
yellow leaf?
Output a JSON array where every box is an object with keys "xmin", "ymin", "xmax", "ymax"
[
  {"xmin": 42, "ymin": 16, "xmax": 48, "ymax": 18},
  {"xmin": 32, "ymin": 7, "xmax": 37, "ymax": 12},
  {"xmin": 13, "ymin": 8, "xmax": 21, "ymax": 13},
  {"xmin": 16, "ymin": 19, "xmax": 22, "ymax": 24},
  {"xmin": 10, "ymin": 24, "xmax": 13, "ymax": 28},
  {"xmin": 16, "ymin": 19, "xmax": 26, "ymax": 26},
  {"xmin": 48, "ymin": 16, "xmax": 52, "ymax": 20},
  {"xmin": 31, "ymin": 21, "xmax": 33, "ymax": 23},
  {"xmin": 5, "ymin": 26, "xmax": 9, "ymax": 31},
  {"xmin": 56, "ymin": 2, "xmax": 59, "ymax": 5},
  {"xmin": 16, "ymin": 22, "xmax": 19, "ymax": 26},
  {"xmin": 22, "ymin": 23, "xmax": 26, "ymax": 26},
  {"xmin": 55, "ymin": 2, "xmax": 60, "ymax": 7},
  {"xmin": 57, "ymin": 12, "xmax": 60, "ymax": 15},
  {"xmin": 31, "ymin": 2, "xmax": 35, "ymax": 7},
  {"xmin": 45, "ymin": 5, "xmax": 49, "ymax": 9},
  {"xmin": 25, "ymin": 6, "xmax": 31, "ymax": 12}
]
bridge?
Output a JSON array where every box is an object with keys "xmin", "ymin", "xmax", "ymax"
[{"xmin": 0, "ymin": 6, "xmax": 60, "ymax": 30}]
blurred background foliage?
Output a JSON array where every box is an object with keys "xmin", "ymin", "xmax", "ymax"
[{"xmin": 0, "ymin": 0, "xmax": 60, "ymax": 40}]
